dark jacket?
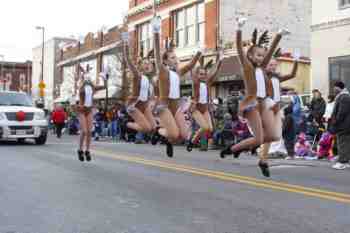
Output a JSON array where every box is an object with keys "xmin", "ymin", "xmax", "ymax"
[
  {"xmin": 330, "ymin": 91, "xmax": 350, "ymax": 135},
  {"xmin": 283, "ymin": 105, "xmax": 296, "ymax": 142},
  {"xmin": 310, "ymin": 97, "xmax": 326, "ymax": 121}
]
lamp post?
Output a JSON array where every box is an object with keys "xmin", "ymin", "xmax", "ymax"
[{"xmin": 36, "ymin": 26, "xmax": 45, "ymax": 108}]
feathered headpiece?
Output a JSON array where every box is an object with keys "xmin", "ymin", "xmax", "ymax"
[
  {"xmin": 244, "ymin": 28, "xmax": 271, "ymax": 48},
  {"xmin": 273, "ymin": 48, "xmax": 282, "ymax": 58}
]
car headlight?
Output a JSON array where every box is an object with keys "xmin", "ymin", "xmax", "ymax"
[
  {"xmin": 0, "ymin": 112, "xmax": 5, "ymax": 121},
  {"xmin": 34, "ymin": 111, "xmax": 46, "ymax": 120}
]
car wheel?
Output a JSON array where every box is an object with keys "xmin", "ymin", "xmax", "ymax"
[
  {"xmin": 17, "ymin": 138, "xmax": 26, "ymax": 144},
  {"xmin": 35, "ymin": 134, "xmax": 47, "ymax": 145}
]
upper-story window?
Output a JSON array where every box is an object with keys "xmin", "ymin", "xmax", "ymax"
[
  {"xmin": 339, "ymin": 0, "xmax": 350, "ymax": 9},
  {"xmin": 138, "ymin": 22, "xmax": 153, "ymax": 56},
  {"xmin": 174, "ymin": 2, "xmax": 205, "ymax": 48}
]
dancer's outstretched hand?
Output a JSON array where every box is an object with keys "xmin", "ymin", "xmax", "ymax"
[
  {"xmin": 121, "ymin": 32, "xmax": 129, "ymax": 42},
  {"xmin": 293, "ymin": 49, "xmax": 301, "ymax": 61},
  {"xmin": 278, "ymin": 28, "xmax": 290, "ymax": 36},
  {"xmin": 237, "ymin": 17, "xmax": 247, "ymax": 29},
  {"xmin": 99, "ymin": 72, "xmax": 108, "ymax": 81},
  {"xmin": 151, "ymin": 15, "xmax": 161, "ymax": 33}
]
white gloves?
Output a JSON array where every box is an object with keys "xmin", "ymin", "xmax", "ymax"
[
  {"xmin": 121, "ymin": 32, "xmax": 129, "ymax": 42},
  {"xmin": 218, "ymin": 49, "xmax": 225, "ymax": 61},
  {"xmin": 151, "ymin": 16, "xmax": 162, "ymax": 33},
  {"xmin": 278, "ymin": 28, "xmax": 291, "ymax": 36},
  {"xmin": 293, "ymin": 49, "xmax": 301, "ymax": 61},
  {"xmin": 99, "ymin": 72, "xmax": 107, "ymax": 81},
  {"xmin": 237, "ymin": 17, "xmax": 247, "ymax": 29}
]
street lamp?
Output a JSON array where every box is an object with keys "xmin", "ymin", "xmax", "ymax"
[{"xmin": 36, "ymin": 26, "xmax": 45, "ymax": 108}]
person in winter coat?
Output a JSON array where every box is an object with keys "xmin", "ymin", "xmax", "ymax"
[
  {"xmin": 329, "ymin": 81, "xmax": 350, "ymax": 170},
  {"xmin": 309, "ymin": 89, "xmax": 326, "ymax": 127},
  {"xmin": 283, "ymin": 104, "xmax": 296, "ymax": 159},
  {"xmin": 51, "ymin": 105, "xmax": 67, "ymax": 138}
]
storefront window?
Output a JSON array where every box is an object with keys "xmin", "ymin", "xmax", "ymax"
[
  {"xmin": 174, "ymin": 1, "xmax": 205, "ymax": 48},
  {"xmin": 329, "ymin": 55, "xmax": 350, "ymax": 91}
]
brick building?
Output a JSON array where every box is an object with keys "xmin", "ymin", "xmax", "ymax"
[
  {"xmin": 127, "ymin": 0, "xmax": 312, "ymax": 99},
  {"xmin": 0, "ymin": 61, "xmax": 32, "ymax": 93},
  {"xmin": 57, "ymin": 25, "xmax": 127, "ymax": 107},
  {"xmin": 127, "ymin": 0, "xmax": 221, "ymax": 97}
]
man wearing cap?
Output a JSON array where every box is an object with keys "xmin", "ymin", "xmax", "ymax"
[{"xmin": 329, "ymin": 81, "xmax": 350, "ymax": 170}]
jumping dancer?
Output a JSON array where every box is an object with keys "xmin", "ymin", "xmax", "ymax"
[
  {"xmin": 259, "ymin": 48, "xmax": 300, "ymax": 162},
  {"xmin": 121, "ymin": 32, "xmax": 157, "ymax": 136},
  {"xmin": 76, "ymin": 65, "xmax": 107, "ymax": 162},
  {"xmin": 220, "ymin": 17, "xmax": 289, "ymax": 177},
  {"xmin": 186, "ymin": 52, "xmax": 223, "ymax": 152},
  {"xmin": 152, "ymin": 15, "xmax": 201, "ymax": 157}
]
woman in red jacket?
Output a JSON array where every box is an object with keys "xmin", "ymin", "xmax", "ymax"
[{"xmin": 51, "ymin": 105, "xmax": 67, "ymax": 139}]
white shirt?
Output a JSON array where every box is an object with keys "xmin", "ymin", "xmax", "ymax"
[
  {"xmin": 199, "ymin": 82, "xmax": 208, "ymax": 104},
  {"xmin": 271, "ymin": 76, "xmax": 281, "ymax": 102},
  {"xmin": 324, "ymin": 102, "xmax": 335, "ymax": 120},
  {"xmin": 255, "ymin": 68, "xmax": 266, "ymax": 98},
  {"xmin": 84, "ymin": 85, "xmax": 93, "ymax": 107},
  {"xmin": 138, "ymin": 75, "xmax": 150, "ymax": 102},
  {"xmin": 169, "ymin": 70, "xmax": 180, "ymax": 99}
]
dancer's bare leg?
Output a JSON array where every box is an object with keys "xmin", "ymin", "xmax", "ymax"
[
  {"xmin": 260, "ymin": 107, "xmax": 282, "ymax": 162},
  {"xmin": 260, "ymin": 142, "xmax": 271, "ymax": 162},
  {"xmin": 144, "ymin": 102, "xmax": 157, "ymax": 131},
  {"xmin": 175, "ymin": 109, "xmax": 191, "ymax": 141},
  {"xmin": 127, "ymin": 108, "xmax": 153, "ymax": 133},
  {"xmin": 191, "ymin": 110, "xmax": 210, "ymax": 143},
  {"xmin": 85, "ymin": 112, "xmax": 93, "ymax": 152},
  {"xmin": 231, "ymin": 109, "xmax": 264, "ymax": 152},
  {"xmin": 158, "ymin": 108, "xmax": 180, "ymax": 143},
  {"xmin": 79, "ymin": 113, "xmax": 87, "ymax": 151},
  {"xmin": 261, "ymin": 106, "xmax": 282, "ymax": 143}
]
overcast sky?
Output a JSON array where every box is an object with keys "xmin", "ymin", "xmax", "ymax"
[{"xmin": 0, "ymin": 0, "xmax": 128, "ymax": 62}]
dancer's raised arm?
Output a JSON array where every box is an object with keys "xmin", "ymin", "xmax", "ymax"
[
  {"xmin": 122, "ymin": 32, "xmax": 141, "ymax": 80},
  {"xmin": 279, "ymin": 61, "xmax": 298, "ymax": 83},
  {"xmin": 179, "ymin": 51, "xmax": 201, "ymax": 76},
  {"xmin": 236, "ymin": 17, "xmax": 248, "ymax": 66},
  {"xmin": 262, "ymin": 29, "xmax": 289, "ymax": 68},
  {"xmin": 279, "ymin": 50, "xmax": 299, "ymax": 82},
  {"xmin": 151, "ymin": 16, "xmax": 167, "ymax": 76},
  {"xmin": 208, "ymin": 52, "xmax": 223, "ymax": 85}
]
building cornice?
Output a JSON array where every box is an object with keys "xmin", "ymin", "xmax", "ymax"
[
  {"xmin": 57, "ymin": 41, "xmax": 122, "ymax": 67},
  {"xmin": 311, "ymin": 17, "xmax": 350, "ymax": 32}
]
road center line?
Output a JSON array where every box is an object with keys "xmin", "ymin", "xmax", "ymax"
[{"xmin": 92, "ymin": 149, "xmax": 350, "ymax": 204}]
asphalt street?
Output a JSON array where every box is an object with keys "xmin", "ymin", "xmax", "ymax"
[{"xmin": 1, "ymin": 135, "xmax": 350, "ymax": 233}]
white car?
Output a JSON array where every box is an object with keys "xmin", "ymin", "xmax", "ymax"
[{"xmin": 0, "ymin": 91, "xmax": 48, "ymax": 145}]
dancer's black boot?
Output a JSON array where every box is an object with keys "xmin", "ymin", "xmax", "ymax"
[
  {"xmin": 85, "ymin": 151, "xmax": 91, "ymax": 162},
  {"xmin": 186, "ymin": 140, "xmax": 194, "ymax": 152},
  {"xmin": 151, "ymin": 127, "xmax": 161, "ymax": 145},
  {"xmin": 258, "ymin": 160, "xmax": 270, "ymax": 177},
  {"xmin": 77, "ymin": 150, "xmax": 84, "ymax": 162},
  {"xmin": 165, "ymin": 140, "xmax": 173, "ymax": 158},
  {"xmin": 220, "ymin": 145, "xmax": 233, "ymax": 158}
]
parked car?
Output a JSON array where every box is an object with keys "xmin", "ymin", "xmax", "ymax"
[
  {"xmin": 0, "ymin": 91, "xmax": 48, "ymax": 144},
  {"xmin": 280, "ymin": 94, "xmax": 311, "ymax": 111}
]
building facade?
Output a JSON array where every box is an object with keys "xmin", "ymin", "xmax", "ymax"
[
  {"xmin": 127, "ymin": 0, "xmax": 312, "ymax": 100},
  {"xmin": 32, "ymin": 38, "xmax": 76, "ymax": 110},
  {"xmin": 311, "ymin": 0, "xmax": 350, "ymax": 95},
  {"xmin": 57, "ymin": 26, "xmax": 126, "ymax": 108},
  {"xmin": 0, "ymin": 61, "xmax": 32, "ymax": 93}
]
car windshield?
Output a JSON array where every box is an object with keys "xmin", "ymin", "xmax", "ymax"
[{"xmin": 0, "ymin": 92, "xmax": 33, "ymax": 107}]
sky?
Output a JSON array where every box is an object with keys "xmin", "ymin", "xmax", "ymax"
[{"xmin": 0, "ymin": 0, "xmax": 128, "ymax": 62}]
